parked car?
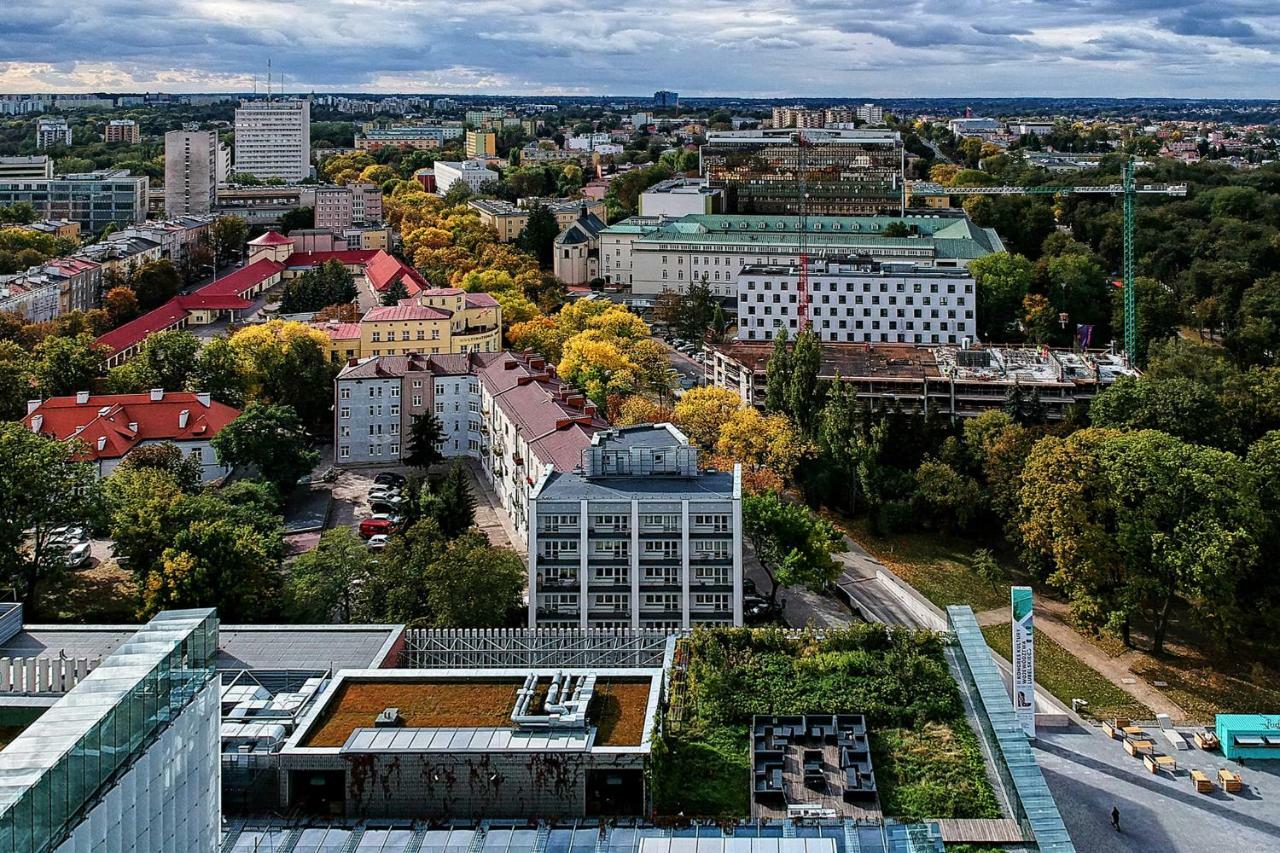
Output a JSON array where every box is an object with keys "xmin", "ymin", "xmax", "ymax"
[
  {"xmin": 50, "ymin": 541, "xmax": 92, "ymax": 569},
  {"xmin": 368, "ymin": 487, "xmax": 402, "ymax": 501},
  {"xmin": 374, "ymin": 472, "xmax": 406, "ymax": 487},
  {"xmin": 358, "ymin": 518, "xmax": 394, "ymax": 539},
  {"xmin": 48, "ymin": 525, "xmax": 88, "ymax": 546},
  {"xmin": 366, "ymin": 534, "xmax": 390, "ymax": 551},
  {"xmin": 743, "ymin": 594, "xmax": 785, "ymax": 626}
]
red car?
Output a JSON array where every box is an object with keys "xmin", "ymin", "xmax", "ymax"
[{"xmin": 358, "ymin": 517, "xmax": 393, "ymax": 539}]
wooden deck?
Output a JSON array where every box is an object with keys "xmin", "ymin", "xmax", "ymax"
[
  {"xmin": 935, "ymin": 819, "xmax": 1026, "ymax": 844},
  {"xmin": 751, "ymin": 743, "xmax": 881, "ymax": 821}
]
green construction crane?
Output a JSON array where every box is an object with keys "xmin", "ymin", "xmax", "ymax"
[{"xmin": 909, "ymin": 159, "xmax": 1187, "ymax": 361}]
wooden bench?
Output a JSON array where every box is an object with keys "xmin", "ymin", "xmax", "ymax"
[
  {"xmin": 1102, "ymin": 721, "xmax": 1119, "ymax": 739},
  {"xmin": 1219, "ymin": 769, "xmax": 1243, "ymax": 793},
  {"xmin": 1124, "ymin": 738, "xmax": 1155, "ymax": 757},
  {"xmin": 1144, "ymin": 753, "xmax": 1176, "ymax": 775},
  {"xmin": 1190, "ymin": 770, "xmax": 1213, "ymax": 793},
  {"xmin": 1193, "ymin": 731, "xmax": 1220, "ymax": 751}
]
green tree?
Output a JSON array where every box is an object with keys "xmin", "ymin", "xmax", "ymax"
[
  {"xmin": 190, "ymin": 337, "xmax": 248, "ymax": 407},
  {"xmin": 764, "ymin": 328, "xmax": 792, "ymax": 414},
  {"xmin": 1089, "ymin": 375, "xmax": 1222, "ymax": 448},
  {"xmin": 404, "ymin": 412, "xmax": 446, "ymax": 471},
  {"xmin": 0, "ymin": 341, "xmax": 33, "ymax": 421},
  {"xmin": 742, "ymin": 491, "xmax": 843, "ymax": 605},
  {"xmin": 913, "ymin": 459, "xmax": 983, "ymax": 533},
  {"xmin": 286, "ymin": 527, "xmax": 373, "ymax": 622},
  {"xmin": 279, "ymin": 207, "xmax": 314, "ymax": 234},
  {"xmin": 278, "ymin": 259, "xmax": 357, "ymax": 314},
  {"xmin": 209, "ymin": 216, "xmax": 249, "ymax": 264},
  {"xmin": 442, "ymin": 181, "xmax": 473, "ymax": 206},
  {"xmin": 787, "ymin": 329, "xmax": 823, "ymax": 438},
  {"xmin": 429, "ymin": 461, "xmax": 477, "ymax": 538},
  {"xmin": 0, "ymin": 424, "xmax": 100, "ymax": 607},
  {"xmin": 516, "ymin": 203, "xmax": 560, "ymax": 268},
  {"xmin": 144, "ymin": 517, "xmax": 283, "ymax": 621},
  {"xmin": 116, "ymin": 442, "xmax": 203, "ymax": 493},
  {"xmin": 969, "ymin": 252, "xmax": 1033, "ymax": 341},
  {"xmin": 424, "ymin": 532, "xmax": 525, "ymax": 627},
  {"xmin": 104, "ymin": 466, "xmax": 187, "ymax": 578},
  {"xmin": 212, "ymin": 402, "xmax": 318, "ymax": 491},
  {"xmin": 33, "ymin": 334, "xmax": 105, "ymax": 397},
  {"xmin": 1113, "ymin": 276, "xmax": 1181, "ymax": 367},
  {"xmin": 129, "ymin": 260, "xmax": 181, "ymax": 311},
  {"xmin": 381, "ymin": 278, "xmax": 410, "ymax": 306},
  {"xmin": 105, "ymin": 330, "xmax": 200, "ymax": 393}
]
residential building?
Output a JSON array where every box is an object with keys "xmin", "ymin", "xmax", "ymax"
[
  {"xmin": 52, "ymin": 94, "xmax": 113, "ymax": 110},
  {"xmin": 213, "ymin": 184, "xmax": 317, "ymax": 225},
  {"xmin": 233, "ymin": 99, "xmax": 311, "ymax": 181},
  {"xmin": 709, "ymin": 340, "xmax": 1137, "ymax": 418},
  {"xmin": 856, "ymin": 103, "xmax": 885, "ymax": 125},
  {"xmin": 0, "ymin": 609, "xmax": 220, "ymax": 853},
  {"xmin": 107, "ymin": 215, "xmax": 215, "ymax": 267},
  {"xmin": 1010, "ymin": 121, "xmax": 1055, "ymax": 136},
  {"xmin": 465, "ymin": 129, "xmax": 497, "ymax": 159},
  {"xmin": 530, "ymin": 423, "xmax": 743, "ymax": 630},
  {"xmin": 519, "ymin": 142, "xmax": 582, "ymax": 165},
  {"xmin": 465, "ymin": 108, "xmax": 505, "ymax": 128},
  {"xmin": 433, "ymin": 159, "xmax": 498, "ymax": 196},
  {"xmin": 355, "ymin": 124, "xmax": 462, "ymax": 151},
  {"xmin": 601, "ymin": 212, "xmax": 1003, "ymax": 297},
  {"xmin": 314, "ymin": 182, "xmax": 382, "ymax": 230},
  {"xmin": 0, "ymin": 155, "xmax": 52, "ymax": 179},
  {"xmin": 103, "ymin": 118, "xmax": 140, "ymax": 143},
  {"xmin": 35, "ymin": 117, "xmax": 71, "ymax": 149},
  {"xmin": 74, "ymin": 233, "xmax": 162, "ymax": 280},
  {"xmin": 736, "ymin": 256, "xmax": 977, "ymax": 345},
  {"xmin": 19, "ymin": 217, "xmax": 79, "ymax": 239},
  {"xmin": 770, "ymin": 107, "xmax": 823, "ymax": 129},
  {"xmin": 23, "ymin": 389, "xmax": 241, "ymax": 482},
  {"xmin": 0, "ymin": 170, "xmax": 148, "ymax": 233},
  {"xmin": 553, "ymin": 208, "xmax": 609, "ymax": 286},
  {"xmin": 317, "ymin": 288, "xmax": 501, "ymax": 361},
  {"xmin": 653, "ymin": 90, "xmax": 679, "ymax": 109},
  {"xmin": 432, "ymin": 97, "xmax": 459, "ymax": 112},
  {"xmin": 701, "ymin": 128, "xmax": 905, "ymax": 216},
  {"xmin": 947, "ymin": 117, "xmax": 1000, "ymax": 136},
  {"xmin": 0, "ymin": 255, "xmax": 101, "ymax": 321},
  {"xmin": 638, "ymin": 177, "xmax": 724, "ymax": 217},
  {"xmin": 468, "ymin": 197, "xmax": 607, "ymax": 242},
  {"xmin": 164, "ymin": 129, "xmax": 220, "ymax": 216},
  {"xmin": 823, "ymin": 107, "xmax": 856, "ymax": 125}
]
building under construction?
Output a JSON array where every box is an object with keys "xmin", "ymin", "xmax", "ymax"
[{"xmin": 709, "ymin": 342, "xmax": 1138, "ymax": 419}]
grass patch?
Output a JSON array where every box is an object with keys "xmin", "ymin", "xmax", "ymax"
[
  {"xmin": 1128, "ymin": 652, "xmax": 1280, "ymax": 723},
  {"xmin": 35, "ymin": 559, "xmax": 138, "ymax": 622},
  {"xmin": 654, "ymin": 626, "xmax": 998, "ymax": 820},
  {"xmin": 982, "ymin": 623, "xmax": 1151, "ymax": 721},
  {"xmin": 871, "ymin": 722, "xmax": 1000, "ymax": 822},
  {"xmin": 832, "ymin": 517, "xmax": 1015, "ymax": 613}
]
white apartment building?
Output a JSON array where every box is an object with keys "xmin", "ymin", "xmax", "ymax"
[
  {"xmin": 434, "ymin": 159, "xmax": 499, "ymax": 196},
  {"xmin": 856, "ymin": 103, "xmax": 885, "ymax": 125},
  {"xmin": 165, "ymin": 129, "xmax": 221, "ymax": 217},
  {"xmin": 233, "ymin": 99, "xmax": 311, "ymax": 182},
  {"xmin": 529, "ymin": 424, "xmax": 743, "ymax": 630},
  {"xmin": 36, "ymin": 118, "xmax": 71, "ymax": 150},
  {"xmin": 736, "ymin": 256, "xmax": 977, "ymax": 345}
]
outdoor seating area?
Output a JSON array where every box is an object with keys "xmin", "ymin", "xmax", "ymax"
[
  {"xmin": 1219, "ymin": 769, "xmax": 1244, "ymax": 794},
  {"xmin": 751, "ymin": 714, "xmax": 877, "ymax": 818},
  {"xmin": 1190, "ymin": 770, "xmax": 1214, "ymax": 793}
]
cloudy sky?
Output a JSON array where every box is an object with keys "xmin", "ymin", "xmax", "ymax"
[{"xmin": 3, "ymin": 0, "xmax": 1279, "ymax": 97}]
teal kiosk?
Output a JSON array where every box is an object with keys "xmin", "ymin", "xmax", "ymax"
[{"xmin": 1216, "ymin": 715, "xmax": 1280, "ymax": 760}]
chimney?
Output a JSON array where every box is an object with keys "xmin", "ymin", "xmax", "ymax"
[
  {"xmin": 149, "ymin": 388, "xmax": 164, "ymax": 401},
  {"xmin": 179, "ymin": 410, "xmax": 190, "ymax": 429},
  {"xmin": 96, "ymin": 436, "xmax": 107, "ymax": 451},
  {"xmin": 30, "ymin": 414, "xmax": 43, "ymax": 433},
  {"xmin": 75, "ymin": 390, "xmax": 90, "ymax": 404},
  {"xmin": 26, "ymin": 400, "xmax": 41, "ymax": 415},
  {"xmin": 195, "ymin": 392, "xmax": 211, "ymax": 407}
]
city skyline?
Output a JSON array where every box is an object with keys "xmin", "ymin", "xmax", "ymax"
[{"xmin": 3, "ymin": 0, "xmax": 1280, "ymax": 98}]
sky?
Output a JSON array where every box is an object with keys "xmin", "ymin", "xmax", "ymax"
[{"xmin": 2, "ymin": 0, "xmax": 1280, "ymax": 98}]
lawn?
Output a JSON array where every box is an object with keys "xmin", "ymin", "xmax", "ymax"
[
  {"xmin": 834, "ymin": 517, "xmax": 1015, "ymax": 613},
  {"xmin": 982, "ymin": 623, "xmax": 1152, "ymax": 721},
  {"xmin": 35, "ymin": 558, "xmax": 138, "ymax": 622},
  {"xmin": 653, "ymin": 625, "xmax": 999, "ymax": 821}
]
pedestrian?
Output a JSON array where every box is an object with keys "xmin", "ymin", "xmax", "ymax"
[{"xmin": 1111, "ymin": 805, "xmax": 1121, "ymax": 832}]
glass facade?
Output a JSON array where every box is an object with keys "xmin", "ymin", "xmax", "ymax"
[
  {"xmin": 947, "ymin": 605, "xmax": 1075, "ymax": 853},
  {"xmin": 0, "ymin": 609, "xmax": 217, "ymax": 853}
]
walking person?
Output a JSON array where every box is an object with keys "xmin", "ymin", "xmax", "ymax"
[{"xmin": 1111, "ymin": 805, "xmax": 1121, "ymax": 832}]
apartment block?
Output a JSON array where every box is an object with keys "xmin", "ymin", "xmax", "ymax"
[
  {"xmin": 465, "ymin": 129, "xmax": 497, "ymax": 159},
  {"xmin": 165, "ymin": 129, "xmax": 220, "ymax": 217},
  {"xmin": 233, "ymin": 99, "xmax": 311, "ymax": 181},
  {"xmin": 529, "ymin": 424, "xmax": 743, "ymax": 630},
  {"xmin": 104, "ymin": 118, "xmax": 140, "ymax": 143},
  {"xmin": 35, "ymin": 117, "xmax": 71, "ymax": 149},
  {"xmin": 314, "ymin": 182, "xmax": 382, "ymax": 230},
  {"xmin": 434, "ymin": 159, "xmax": 498, "ymax": 196},
  {"xmin": 736, "ymin": 256, "xmax": 977, "ymax": 345},
  {"xmin": 356, "ymin": 124, "xmax": 462, "ymax": 151}
]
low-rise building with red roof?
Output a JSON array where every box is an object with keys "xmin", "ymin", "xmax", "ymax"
[{"xmin": 22, "ymin": 389, "xmax": 241, "ymax": 482}]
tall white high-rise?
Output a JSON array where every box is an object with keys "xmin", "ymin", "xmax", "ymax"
[
  {"xmin": 233, "ymin": 99, "xmax": 311, "ymax": 182},
  {"xmin": 165, "ymin": 129, "xmax": 221, "ymax": 216}
]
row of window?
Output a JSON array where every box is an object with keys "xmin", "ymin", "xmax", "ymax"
[{"xmin": 337, "ymin": 444, "xmax": 400, "ymax": 459}]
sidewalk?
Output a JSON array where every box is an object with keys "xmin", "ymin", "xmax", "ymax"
[{"xmin": 463, "ymin": 459, "xmax": 525, "ymax": 558}]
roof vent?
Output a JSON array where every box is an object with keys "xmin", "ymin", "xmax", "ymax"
[
  {"xmin": 30, "ymin": 414, "xmax": 42, "ymax": 433},
  {"xmin": 374, "ymin": 707, "xmax": 403, "ymax": 728},
  {"xmin": 178, "ymin": 410, "xmax": 190, "ymax": 429},
  {"xmin": 26, "ymin": 400, "xmax": 41, "ymax": 415},
  {"xmin": 149, "ymin": 388, "xmax": 164, "ymax": 401},
  {"xmin": 96, "ymin": 436, "xmax": 107, "ymax": 451},
  {"xmin": 75, "ymin": 390, "xmax": 90, "ymax": 404}
]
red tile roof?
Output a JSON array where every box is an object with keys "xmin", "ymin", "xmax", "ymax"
[
  {"xmin": 362, "ymin": 304, "xmax": 450, "ymax": 322},
  {"xmin": 465, "ymin": 292, "xmax": 500, "ymax": 309},
  {"xmin": 285, "ymin": 250, "xmax": 380, "ymax": 268},
  {"xmin": 248, "ymin": 230, "xmax": 293, "ymax": 246},
  {"xmin": 201, "ymin": 260, "xmax": 284, "ymax": 297},
  {"xmin": 312, "ymin": 322, "xmax": 362, "ymax": 341},
  {"xmin": 23, "ymin": 391, "xmax": 240, "ymax": 460},
  {"xmin": 95, "ymin": 301, "xmax": 192, "ymax": 354},
  {"xmin": 363, "ymin": 250, "xmax": 430, "ymax": 296}
]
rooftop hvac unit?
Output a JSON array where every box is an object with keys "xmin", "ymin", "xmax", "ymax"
[{"xmin": 374, "ymin": 707, "xmax": 403, "ymax": 728}]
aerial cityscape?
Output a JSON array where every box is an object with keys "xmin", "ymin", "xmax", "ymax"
[{"xmin": 1, "ymin": 4, "xmax": 1279, "ymax": 852}]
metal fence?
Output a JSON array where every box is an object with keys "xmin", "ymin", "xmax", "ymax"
[{"xmin": 401, "ymin": 628, "xmax": 676, "ymax": 669}]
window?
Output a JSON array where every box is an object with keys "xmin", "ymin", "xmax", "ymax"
[
  {"xmin": 694, "ymin": 593, "xmax": 730, "ymax": 611},
  {"xmin": 643, "ymin": 540, "xmax": 680, "ymax": 559},
  {"xmin": 692, "ymin": 540, "xmax": 730, "ymax": 559},
  {"xmin": 339, "ymin": 426, "xmax": 350, "ymax": 438},
  {"xmin": 592, "ymin": 514, "xmax": 629, "ymax": 532},
  {"xmin": 542, "ymin": 539, "xmax": 579, "ymax": 558},
  {"xmin": 540, "ymin": 514, "xmax": 579, "ymax": 532},
  {"xmin": 593, "ymin": 593, "xmax": 628, "ymax": 611},
  {"xmin": 593, "ymin": 540, "xmax": 628, "ymax": 559},
  {"xmin": 339, "ymin": 445, "xmax": 350, "ymax": 458},
  {"xmin": 390, "ymin": 405, "xmax": 400, "ymax": 416},
  {"xmin": 340, "ymin": 407, "xmax": 350, "ymax": 419},
  {"xmin": 390, "ymin": 444, "xmax": 400, "ymax": 455},
  {"xmin": 390, "ymin": 387, "xmax": 400, "ymax": 398},
  {"xmin": 339, "ymin": 387, "xmax": 351, "ymax": 400},
  {"xmin": 412, "ymin": 380, "xmax": 423, "ymax": 389},
  {"xmin": 693, "ymin": 513, "xmax": 730, "ymax": 532},
  {"xmin": 643, "ymin": 593, "xmax": 680, "ymax": 611}
]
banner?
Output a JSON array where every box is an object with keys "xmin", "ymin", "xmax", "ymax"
[{"xmin": 1012, "ymin": 586, "xmax": 1036, "ymax": 738}]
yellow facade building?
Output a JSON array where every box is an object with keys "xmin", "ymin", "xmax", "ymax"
[
  {"xmin": 465, "ymin": 130, "xmax": 497, "ymax": 159},
  {"xmin": 315, "ymin": 288, "xmax": 502, "ymax": 361}
]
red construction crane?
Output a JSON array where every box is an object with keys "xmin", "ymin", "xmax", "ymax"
[{"xmin": 792, "ymin": 131, "xmax": 812, "ymax": 331}]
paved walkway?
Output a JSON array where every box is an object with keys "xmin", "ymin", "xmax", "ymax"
[
  {"xmin": 463, "ymin": 459, "xmax": 525, "ymax": 557},
  {"xmin": 975, "ymin": 599, "xmax": 1187, "ymax": 721}
]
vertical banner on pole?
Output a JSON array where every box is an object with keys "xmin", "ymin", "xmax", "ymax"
[{"xmin": 1012, "ymin": 586, "xmax": 1036, "ymax": 738}]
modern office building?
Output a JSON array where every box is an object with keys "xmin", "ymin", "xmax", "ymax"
[
  {"xmin": 164, "ymin": 129, "xmax": 220, "ymax": 217},
  {"xmin": 35, "ymin": 118, "xmax": 71, "ymax": 150},
  {"xmin": 638, "ymin": 178, "xmax": 724, "ymax": 218},
  {"xmin": 103, "ymin": 118, "xmax": 140, "ymax": 143},
  {"xmin": 600, "ymin": 212, "xmax": 1002, "ymax": 297},
  {"xmin": 465, "ymin": 129, "xmax": 497, "ymax": 159},
  {"xmin": 433, "ymin": 159, "xmax": 498, "ymax": 196},
  {"xmin": 529, "ymin": 424, "xmax": 743, "ymax": 630},
  {"xmin": 736, "ymin": 255, "xmax": 977, "ymax": 345},
  {"xmin": 0, "ymin": 156, "xmax": 52, "ymax": 180},
  {"xmin": 0, "ymin": 171, "xmax": 148, "ymax": 233},
  {"xmin": 233, "ymin": 99, "xmax": 311, "ymax": 182},
  {"xmin": 701, "ymin": 128, "xmax": 905, "ymax": 217},
  {"xmin": 0, "ymin": 609, "xmax": 220, "ymax": 853}
]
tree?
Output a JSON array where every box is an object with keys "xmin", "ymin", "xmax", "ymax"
[
  {"xmin": 442, "ymin": 181, "xmax": 473, "ymax": 206},
  {"xmin": 227, "ymin": 321, "xmax": 337, "ymax": 430},
  {"xmin": 279, "ymin": 207, "xmax": 314, "ymax": 234},
  {"xmin": 103, "ymin": 286, "xmax": 140, "ymax": 327},
  {"xmin": 404, "ymin": 412, "xmax": 446, "ymax": 471},
  {"xmin": 143, "ymin": 517, "xmax": 283, "ymax": 621},
  {"xmin": 104, "ymin": 465, "xmax": 188, "ymax": 578},
  {"xmin": 190, "ymin": 337, "xmax": 248, "ymax": 407},
  {"xmin": 130, "ymin": 260, "xmax": 181, "ymax": 311},
  {"xmin": 287, "ymin": 527, "xmax": 373, "ymax": 622},
  {"xmin": 381, "ymin": 278, "xmax": 409, "ymax": 306},
  {"xmin": 116, "ymin": 442, "xmax": 203, "ymax": 493},
  {"xmin": 913, "ymin": 459, "xmax": 983, "ymax": 533},
  {"xmin": 715, "ymin": 407, "xmax": 808, "ymax": 485},
  {"xmin": 278, "ymin": 259, "xmax": 357, "ymax": 314},
  {"xmin": 106, "ymin": 330, "xmax": 200, "ymax": 393},
  {"xmin": 33, "ymin": 334, "xmax": 105, "ymax": 397},
  {"xmin": 742, "ymin": 491, "xmax": 843, "ymax": 605},
  {"xmin": 209, "ymin": 216, "xmax": 249, "ymax": 264},
  {"xmin": 764, "ymin": 329, "xmax": 792, "ymax": 413},
  {"xmin": 787, "ymin": 329, "xmax": 823, "ymax": 438},
  {"xmin": 516, "ymin": 203, "xmax": 560, "ymax": 268},
  {"xmin": 0, "ymin": 424, "xmax": 100, "ymax": 607},
  {"xmin": 427, "ymin": 461, "xmax": 477, "ymax": 538},
  {"xmin": 423, "ymin": 532, "xmax": 525, "ymax": 627},
  {"xmin": 672, "ymin": 386, "xmax": 743, "ymax": 450},
  {"xmin": 212, "ymin": 402, "xmax": 318, "ymax": 491},
  {"xmin": 969, "ymin": 252, "xmax": 1032, "ymax": 341},
  {"xmin": 0, "ymin": 341, "xmax": 33, "ymax": 421},
  {"xmin": 1089, "ymin": 375, "xmax": 1222, "ymax": 448}
]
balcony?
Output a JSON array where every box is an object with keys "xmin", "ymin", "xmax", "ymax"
[
  {"xmin": 536, "ymin": 552, "xmax": 580, "ymax": 566},
  {"xmin": 537, "ymin": 575, "xmax": 579, "ymax": 590}
]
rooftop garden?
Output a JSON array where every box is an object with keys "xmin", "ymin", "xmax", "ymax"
[{"xmin": 652, "ymin": 626, "xmax": 1000, "ymax": 821}]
